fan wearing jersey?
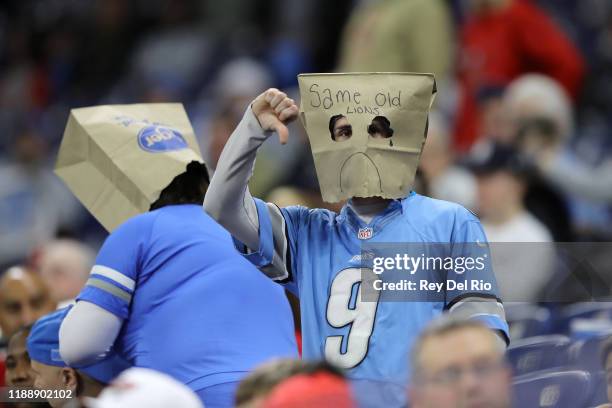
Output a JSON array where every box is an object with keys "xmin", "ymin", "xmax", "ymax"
[
  {"xmin": 204, "ymin": 78, "xmax": 509, "ymax": 408},
  {"xmin": 59, "ymin": 162, "xmax": 298, "ymax": 408}
]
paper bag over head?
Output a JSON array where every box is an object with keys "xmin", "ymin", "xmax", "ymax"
[
  {"xmin": 297, "ymin": 72, "xmax": 436, "ymax": 203},
  {"xmin": 55, "ymin": 103, "xmax": 203, "ymax": 232}
]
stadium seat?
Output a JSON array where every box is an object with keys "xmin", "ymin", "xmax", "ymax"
[
  {"xmin": 586, "ymin": 371, "xmax": 608, "ymax": 407},
  {"xmin": 564, "ymin": 332, "xmax": 611, "ymax": 407},
  {"xmin": 512, "ymin": 370, "xmax": 592, "ymax": 408},
  {"xmin": 508, "ymin": 335, "xmax": 571, "ymax": 376},
  {"xmin": 569, "ymin": 333, "xmax": 609, "ymax": 372},
  {"xmin": 555, "ymin": 302, "xmax": 612, "ymax": 333},
  {"xmin": 505, "ymin": 303, "xmax": 552, "ymax": 339}
]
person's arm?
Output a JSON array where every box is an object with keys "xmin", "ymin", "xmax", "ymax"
[
  {"xmin": 540, "ymin": 153, "xmax": 612, "ymax": 204},
  {"xmin": 445, "ymin": 207, "xmax": 510, "ymax": 345},
  {"xmin": 59, "ymin": 215, "xmax": 147, "ymax": 365},
  {"xmin": 204, "ymin": 89, "xmax": 301, "ymax": 282},
  {"xmin": 59, "ymin": 301, "xmax": 122, "ymax": 366},
  {"xmin": 203, "ymin": 106, "xmax": 271, "ymax": 252}
]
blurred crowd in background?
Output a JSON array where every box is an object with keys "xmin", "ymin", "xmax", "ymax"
[{"xmin": 0, "ymin": 0, "xmax": 611, "ymax": 406}]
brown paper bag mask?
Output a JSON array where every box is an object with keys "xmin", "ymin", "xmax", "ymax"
[
  {"xmin": 55, "ymin": 103, "xmax": 203, "ymax": 232},
  {"xmin": 298, "ymin": 73, "xmax": 436, "ymax": 202}
]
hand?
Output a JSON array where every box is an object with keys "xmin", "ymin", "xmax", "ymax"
[
  {"xmin": 251, "ymin": 88, "xmax": 299, "ymax": 144},
  {"xmin": 517, "ymin": 130, "xmax": 561, "ymax": 170}
]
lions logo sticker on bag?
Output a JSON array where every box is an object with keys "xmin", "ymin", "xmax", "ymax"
[
  {"xmin": 138, "ymin": 125, "xmax": 188, "ymax": 153},
  {"xmin": 358, "ymin": 227, "xmax": 373, "ymax": 240}
]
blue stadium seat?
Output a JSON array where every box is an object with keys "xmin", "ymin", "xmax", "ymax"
[
  {"xmin": 512, "ymin": 370, "xmax": 592, "ymax": 408},
  {"xmin": 505, "ymin": 303, "xmax": 552, "ymax": 339},
  {"xmin": 555, "ymin": 302, "xmax": 612, "ymax": 333},
  {"xmin": 586, "ymin": 371, "xmax": 608, "ymax": 407},
  {"xmin": 508, "ymin": 335, "xmax": 571, "ymax": 376},
  {"xmin": 568, "ymin": 332, "xmax": 612, "ymax": 373},
  {"xmin": 566, "ymin": 331, "xmax": 611, "ymax": 406}
]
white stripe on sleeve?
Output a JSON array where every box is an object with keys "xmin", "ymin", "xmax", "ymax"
[{"xmin": 91, "ymin": 265, "xmax": 136, "ymax": 291}]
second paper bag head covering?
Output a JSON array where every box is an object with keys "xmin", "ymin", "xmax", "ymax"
[{"xmin": 55, "ymin": 103, "xmax": 204, "ymax": 232}]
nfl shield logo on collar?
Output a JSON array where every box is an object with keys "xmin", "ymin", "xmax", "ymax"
[{"xmin": 358, "ymin": 227, "xmax": 373, "ymax": 240}]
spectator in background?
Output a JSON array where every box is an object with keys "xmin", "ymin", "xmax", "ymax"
[
  {"xmin": 469, "ymin": 142, "xmax": 551, "ymax": 242},
  {"xmin": 203, "ymin": 58, "xmax": 273, "ymax": 169},
  {"xmin": 338, "ymin": 0, "xmax": 452, "ymax": 82},
  {"xmin": 5, "ymin": 325, "xmax": 51, "ymax": 408},
  {"xmin": 468, "ymin": 142, "xmax": 554, "ymax": 301},
  {"xmin": 236, "ymin": 359, "xmax": 339, "ymax": 408},
  {"xmin": 525, "ymin": 126, "xmax": 612, "ymax": 205},
  {"xmin": 501, "ymin": 74, "xmax": 576, "ymax": 241},
  {"xmin": 27, "ymin": 308, "xmax": 129, "ymax": 408},
  {"xmin": 507, "ymin": 74, "xmax": 612, "ymax": 237},
  {"xmin": 236, "ymin": 359, "xmax": 306, "ymax": 408},
  {"xmin": 419, "ymin": 112, "xmax": 477, "ymax": 210},
  {"xmin": 0, "ymin": 266, "xmax": 56, "ymax": 344},
  {"xmin": 0, "ymin": 129, "xmax": 83, "ymax": 266},
  {"xmin": 6, "ymin": 325, "xmax": 34, "ymax": 388},
  {"xmin": 260, "ymin": 362, "xmax": 355, "ymax": 408},
  {"xmin": 236, "ymin": 359, "xmax": 361, "ymax": 408},
  {"xmin": 409, "ymin": 317, "xmax": 511, "ymax": 408},
  {"xmin": 455, "ymin": 0, "xmax": 585, "ymax": 151},
  {"xmin": 37, "ymin": 239, "xmax": 94, "ymax": 308},
  {"xmin": 198, "ymin": 57, "xmax": 306, "ymax": 200},
  {"xmin": 83, "ymin": 367, "xmax": 203, "ymax": 408},
  {"xmin": 503, "ymin": 74, "xmax": 574, "ymax": 147}
]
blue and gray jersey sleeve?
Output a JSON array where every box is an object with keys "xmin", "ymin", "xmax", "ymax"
[
  {"xmin": 445, "ymin": 207, "xmax": 509, "ymax": 344},
  {"xmin": 76, "ymin": 216, "xmax": 147, "ymax": 319},
  {"xmin": 204, "ymin": 107, "xmax": 296, "ymax": 287}
]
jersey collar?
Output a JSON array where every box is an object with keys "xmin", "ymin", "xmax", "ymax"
[{"xmin": 337, "ymin": 192, "xmax": 416, "ymax": 239}]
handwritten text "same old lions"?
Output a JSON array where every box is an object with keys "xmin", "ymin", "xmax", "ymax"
[{"xmin": 308, "ymin": 83, "xmax": 401, "ymax": 115}]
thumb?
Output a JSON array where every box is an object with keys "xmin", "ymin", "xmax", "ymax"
[{"xmin": 271, "ymin": 121, "xmax": 289, "ymax": 145}]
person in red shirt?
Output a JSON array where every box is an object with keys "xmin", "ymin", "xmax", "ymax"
[{"xmin": 455, "ymin": 0, "xmax": 585, "ymax": 152}]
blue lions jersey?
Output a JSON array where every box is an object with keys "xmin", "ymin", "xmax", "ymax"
[
  {"xmin": 246, "ymin": 192, "xmax": 508, "ymax": 406},
  {"xmin": 77, "ymin": 204, "xmax": 297, "ymax": 393}
]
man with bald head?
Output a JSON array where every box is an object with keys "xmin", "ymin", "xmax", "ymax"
[{"xmin": 0, "ymin": 266, "xmax": 56, "ymax": 343}]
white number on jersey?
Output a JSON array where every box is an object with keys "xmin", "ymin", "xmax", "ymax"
[{"xmin": 324, "ymin": 268, "xmax": 381, "ymax": 368}]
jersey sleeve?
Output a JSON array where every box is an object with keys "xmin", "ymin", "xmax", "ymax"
[
  {"xmin": 276, "ymin": 204, "xmax": 309, "ymax": 295},
  {"xmin": 232, "ymin": 199, "xmax": 305, "ymax": 296},
  {"xmin": 76, "ymin": 216, "xmax": 149, "ymax": 319},
  {"xmin": 445, "ymin": 207, "xmax": 509, "ymax": 343}
]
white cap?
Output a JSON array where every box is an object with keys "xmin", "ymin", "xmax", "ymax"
[
  {"xmin": 504, "ymin": 74, "xmax": 574, "ymax": 140},
  {"xmin": 85, "ymin": 368, "xmax": 204, "ymax": 408}
]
